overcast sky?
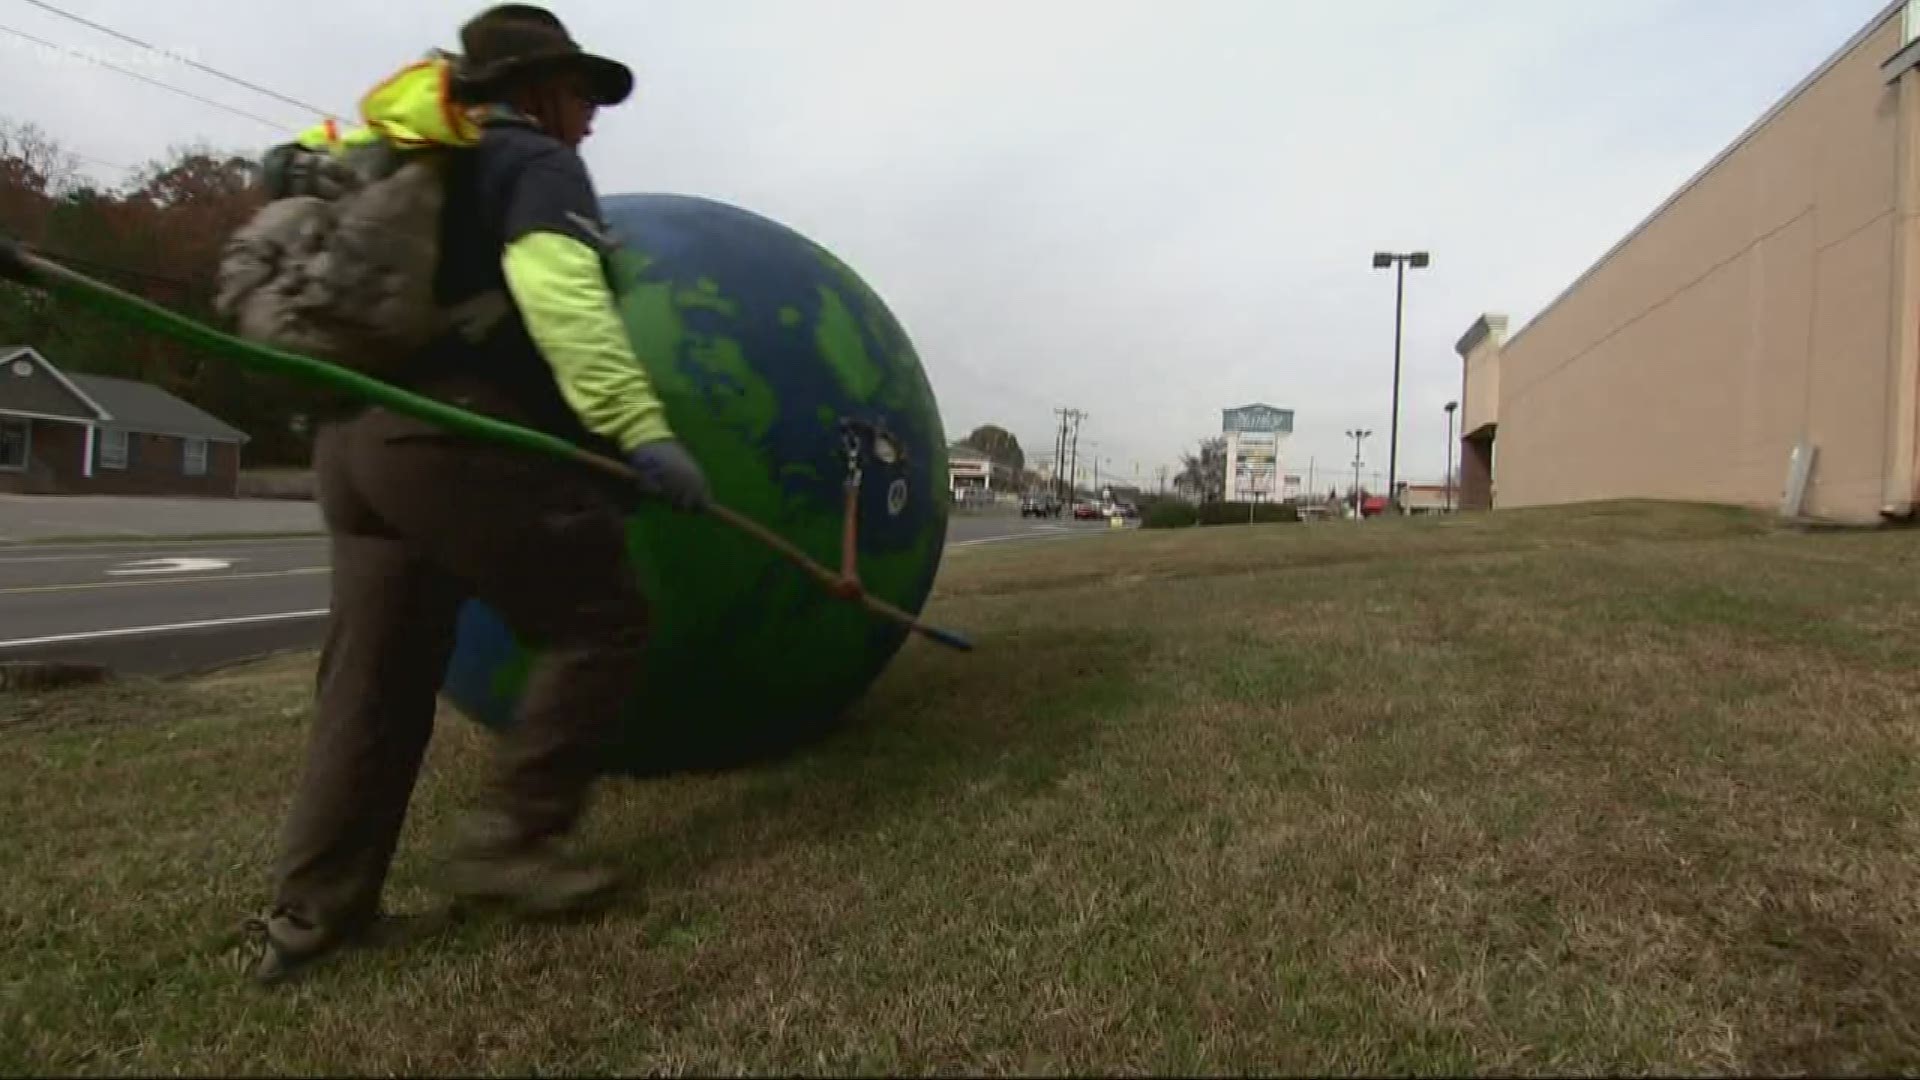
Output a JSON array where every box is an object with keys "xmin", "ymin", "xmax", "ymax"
[{"xmin": 0, "ymin": 0, "xmax": 1894, "ymax": 490}]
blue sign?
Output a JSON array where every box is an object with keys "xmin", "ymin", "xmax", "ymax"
[{"xmin": 1222, "ymin": 404, "xmax": 1294, "ymax": 434}]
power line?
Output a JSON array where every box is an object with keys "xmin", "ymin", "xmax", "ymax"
[
  {"xmin": 18, "ymin": 0, "xmax": 338, "ymax": 119},
  {"xmin": 71, "ymin": 151, "xmax": 130, "ymax": 171},
  {"xmin": 0, "ymin": 22, "xmax": 294, "ymax": 131}
]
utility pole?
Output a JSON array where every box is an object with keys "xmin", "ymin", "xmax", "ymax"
[
  {"xmin": 1345, "ymin": 428, "xmax": 1371, "ymax": 522},
  {"xmin": 1051, "ymin": 408, "xmax": 1071, "ymax": 505},
  {"xmin": 1064, "ymin": 410, "xmax": 1086, "ymax": 504},
  {"xmin": 1443, "ymin": 400, "xmax": 1458, "ymax": 512},
  {"xmin": 1372, "ymin": 249, "xmax": 1430, "ymax": 514},
  {"xmin": 1051, "ymin": 407, "xmax": 1087, "ymax": 505}
]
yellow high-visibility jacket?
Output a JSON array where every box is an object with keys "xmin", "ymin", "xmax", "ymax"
[{"xmin": 292, "ymin": 55, "xmax": 673, "ymax": 451}]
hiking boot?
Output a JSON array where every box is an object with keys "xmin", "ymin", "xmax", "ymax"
[
  {"xmin": 231, "ymin": 905, "xmax": 453, "ymax": 986},
  {"xmin": 442, "ymin": 811, "xmax": 622, "ymax": 916}
]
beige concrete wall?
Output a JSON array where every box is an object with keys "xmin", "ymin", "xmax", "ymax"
[
  {"xmin": 1492, "ymin": 5, "xmax": 1915, "ymax": 522},
  {"xmin": 1456, "ymin": 314, "xmax": 1507, "ymax": 438}
]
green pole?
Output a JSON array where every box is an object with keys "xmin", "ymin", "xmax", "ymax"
[{"xmin": 0, "ymin": 236, "xmax": 971, "ymax": 651}]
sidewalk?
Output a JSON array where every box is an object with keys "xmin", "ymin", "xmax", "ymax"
[{"xmin": 0, "ymin": 494, "xmax": 323, "ymax": 543}]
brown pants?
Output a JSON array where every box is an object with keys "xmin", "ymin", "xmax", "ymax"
[{"xmin": 269, "ymin": 399, "xmax": 648, "ymax": 931}]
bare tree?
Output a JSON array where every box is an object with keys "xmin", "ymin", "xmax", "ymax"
[
  {"xmin": 0, "ymin": 118, "xmax": 82, "ymax": 197},
  {"xmin": 1175, "ymin": 436, "xmax": 1227, "ymax": 504}
]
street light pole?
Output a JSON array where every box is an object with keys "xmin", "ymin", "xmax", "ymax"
[
  {"xmin": 1345, "ymin": 427, "xmax": 1371, "ymax": 522},
  {"xmin": 1372, "ymin": 249, "xmax": 1430, "ymax": 515},
  {"xmin": 1443, "ymin": 400, "xmax": 1458, "ymax": 512}
]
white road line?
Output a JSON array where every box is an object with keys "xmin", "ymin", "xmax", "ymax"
[
  {"xmin": 0, "ymin": 609, "xmax": 330, "ymax": 650},
  {"xmin": 0, "ymin": 567, "xmax": 328, "ymax": 596},
  {"xmin": 0, "ymin": 538, "xmax": 325, "ymax": 565}
]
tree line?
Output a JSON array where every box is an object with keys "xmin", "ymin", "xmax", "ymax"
[
  {"xmin": 0, "ymin": 122, "xmax": 1078, "ymax": 479},
  {"xmin": 0, "ymin": 118, "xmax": 320, "ymax": 465}
]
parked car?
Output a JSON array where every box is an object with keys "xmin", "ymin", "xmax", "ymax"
[
  {"xmin": 1072, "ymin": 502, "xmax": 1102, "ymax": 520},
  {"xmin": 1021, "ymin": 495, "xmax": 1062, "ymax": 518}
]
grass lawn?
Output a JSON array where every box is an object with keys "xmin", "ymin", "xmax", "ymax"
[{"xmin": 6, "ymin": 500, "xmax": 1920, "ymax": 1074}]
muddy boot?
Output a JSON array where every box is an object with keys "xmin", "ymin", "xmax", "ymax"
[
  {"xmin": 442, "ymin": 810, "xmax": 621, "ymax": 916},
  {"xmin": 232, "ymin": 904, "xmax": 453, "ymax": 986}
]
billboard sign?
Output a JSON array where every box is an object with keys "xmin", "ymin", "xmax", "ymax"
[{"xmin": 1222, "ymin": 404, "xmax": 1294, "ymax": 434}]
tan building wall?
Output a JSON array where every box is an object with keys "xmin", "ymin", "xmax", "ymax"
[
  {"xmin": 1471, "ymin": 2, "xmax": 1920, "ymax": 523},
  {"xmin": 1456, "ymin": 314, "xmax": 1505, "ymax": 439}
]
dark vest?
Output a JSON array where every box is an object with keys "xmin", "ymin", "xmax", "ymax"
[{"xmin": 396, "ymin": 117, "xmax": 612, "ymax": 456}]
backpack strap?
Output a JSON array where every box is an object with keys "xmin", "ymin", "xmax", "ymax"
[{"xmin": 441, "ymin": 288, "xmax": 512, "ymax": 343}]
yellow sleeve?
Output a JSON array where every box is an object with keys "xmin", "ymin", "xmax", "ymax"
[{"xmin": 500, "ymin": 230, "xmax": 674, "ymax": 450}]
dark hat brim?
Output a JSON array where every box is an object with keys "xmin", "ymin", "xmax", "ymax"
[
  {"xmin": 567, "ymin": 52, "xmax": 633, "ymax": 106},
  {"xmin": 457, "ymin": 50, "xmax": 633, "ymax": 106}
]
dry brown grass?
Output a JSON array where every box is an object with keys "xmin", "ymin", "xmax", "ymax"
[{"xmin": 5, "ymin": 500, "xmax": 1920, "ymax": 1074}]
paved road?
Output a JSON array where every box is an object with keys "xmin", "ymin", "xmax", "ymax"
[{"xmin": 0, "ymin": 514, "xmax": 1116, "ymax": 677}]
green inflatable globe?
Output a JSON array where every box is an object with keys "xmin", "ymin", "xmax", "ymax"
[{"xmin": 439, "ymin": 192, "xmax": 950, "ymax": 777}]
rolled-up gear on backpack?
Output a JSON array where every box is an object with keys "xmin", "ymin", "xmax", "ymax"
[
  {"xmin": 260, "ymin": 143, "xmax": 358, "ymax": 201},
  {"xmin": 215, "ymin": 156, "xmax": 447, "ymax": 374}
]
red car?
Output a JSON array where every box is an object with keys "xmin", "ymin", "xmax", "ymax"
[{"xmin": 1072, "ymin": 502, "xmax": 1102, "ymax": 520}]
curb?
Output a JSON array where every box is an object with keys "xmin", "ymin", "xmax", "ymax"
[{"xmin": 0, "ymin": 531, "xmax": 327, "ymax": 548}]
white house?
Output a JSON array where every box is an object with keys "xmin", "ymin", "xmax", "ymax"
[{"xmin": 948, "ymin": 441, "xmax": 1017, "ymax": 499}]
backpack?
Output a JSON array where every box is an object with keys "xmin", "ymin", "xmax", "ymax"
[{"xmin": 213, "ymin": 53, "xmax": 507, "ymax": 376}]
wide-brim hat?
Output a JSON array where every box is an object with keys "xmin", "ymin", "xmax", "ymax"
[{"xmin": 451, "ymin": 4, "xmax": 632, "ymax": 106}]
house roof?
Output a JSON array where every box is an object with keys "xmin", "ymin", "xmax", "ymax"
[
  {"xmin": 949, "ymin": 441, "xmax": 1008, "ymax": 464},
  {"xmin": 0, "ymin": 346, "xmax": 112, "ymax": 421},
  {"xmin": 68, "ymin": 372, "xmax": 250, "ymax": 443},
  {"xmin": 3, "ymin": 347, "xmax": 249, "ymax": 441}
]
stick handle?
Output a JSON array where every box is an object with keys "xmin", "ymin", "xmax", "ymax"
[
  {"xmin": 565, "ymin": 445, "xmax": 968, "ymax": 649},
  {"xmin": 4, "ymin": 238, "xmax": 972, "ymax": 652},
  {"xmin": 0, "ymin": 234, "xmax": 40, "ymax": 286}
]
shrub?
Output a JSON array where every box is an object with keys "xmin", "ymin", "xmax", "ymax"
[
  {"xmin": 1197, "ymin": 501, "xmax": 1300, "ymax": 526},
  {"xmin": 1141, "ymin": 499, "xmax": 1200, "ymax": 529}
]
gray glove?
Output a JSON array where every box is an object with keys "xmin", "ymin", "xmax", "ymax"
[{"xmin": 624, "ymin": 439, "xmax": 711, "ymax": 511}]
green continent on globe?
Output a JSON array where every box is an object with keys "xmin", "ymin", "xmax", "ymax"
[{"xmin": 440, "ymin": 192, "xmax": 950, "ymax": 777}]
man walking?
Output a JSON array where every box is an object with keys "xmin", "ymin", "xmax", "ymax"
[{"xmin": 242, "ymin": 4, "xmax": 709, "ymax": 983}]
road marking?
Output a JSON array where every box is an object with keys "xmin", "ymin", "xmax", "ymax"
[
  {"xmin": 0, "ymin": 538, "xmax": 325, "ymax": 565},
  {"xmin": 109, "ymin": 557, "xmax": 233, "ymax": 576},
  {"xmin": 0, "ymin": 567, "xmax": 328, "ymax": 596},
  {"xmin": 0, "ymin": 608, "xmax": 330, "ymax": 650}
]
